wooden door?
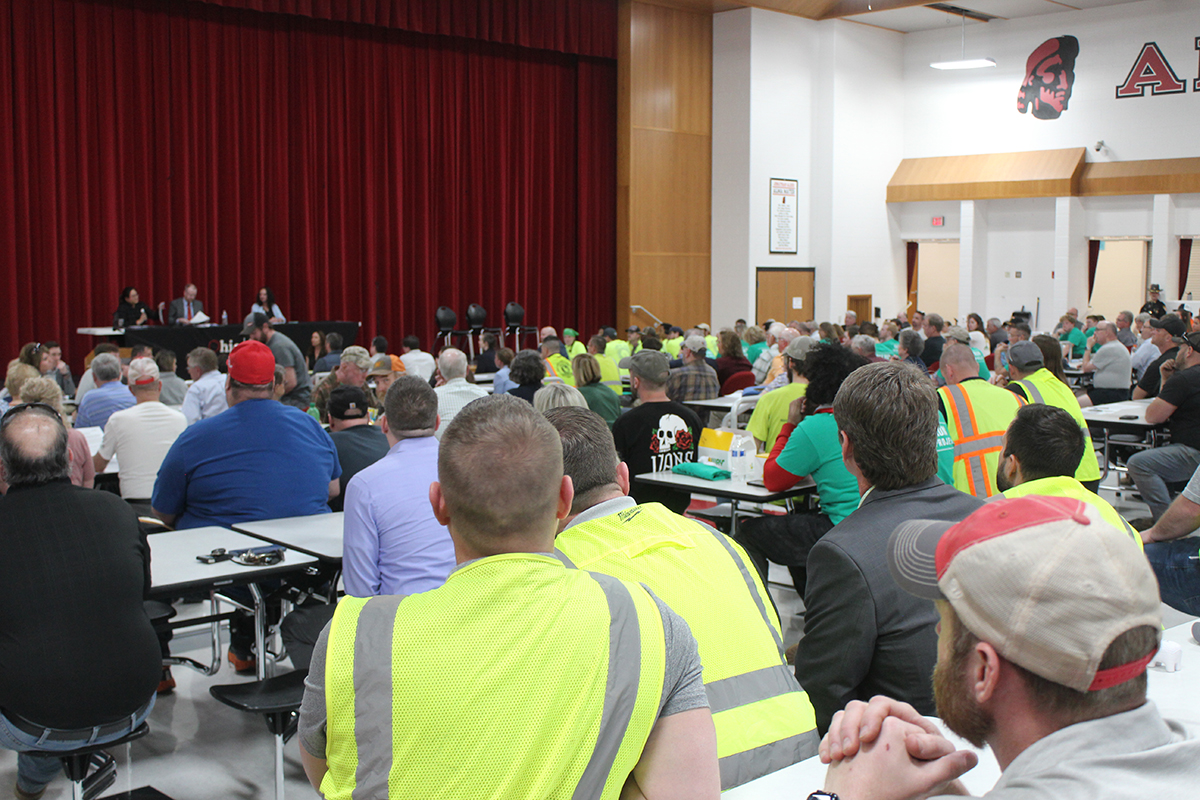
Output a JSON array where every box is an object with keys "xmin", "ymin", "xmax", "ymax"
[
  {"xmin": 846, "ymin": 294, "xmax": 872, "ymax": 324},
  {"xmin": 756, "ymin": 269, "xmax": 814, "ymax": 326}
]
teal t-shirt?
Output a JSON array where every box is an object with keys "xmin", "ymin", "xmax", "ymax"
[
  {"xmin": 1059, "ymin": 327, "xmax": 1086, "ymax": 358},
  {"xmin": 775, "ymin": 412, "xmax": 860, "ymax": 524},
  {"xmin": 936, "ymin": 414, "xmax": 955, "ymax": 486},
  {"xmin": 934, "ymin": 347, "xmax": 991, "ymax": 383},
  {"xmin": 745, "ymin": 341, "xmax": 768, "ymax": 366},
  {"xmin": 875, "ymin": 339, "xmax": 899, "ymax": 359}
]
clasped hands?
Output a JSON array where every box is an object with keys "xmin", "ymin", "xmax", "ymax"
[{"xmin": 818, "ymin": 697, "xmax": 978, "ymax": 800}]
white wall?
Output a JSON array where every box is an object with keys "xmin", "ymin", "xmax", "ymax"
[{"xmin": 711, "ymin": 0, "xmax": 1200, "ymax": 328}]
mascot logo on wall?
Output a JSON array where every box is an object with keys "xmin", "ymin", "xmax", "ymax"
[{"xmin": 1017, "ymin": 35, "xmax": 1080, "ymax": 120}]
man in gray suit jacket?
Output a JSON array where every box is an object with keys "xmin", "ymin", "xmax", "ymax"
[
  {"xmin": 168, "ymin": 283, "xmax": 204, "ymax": 325},
  {"xmin": 794, "ymin": 361, "xmax": 983, "ymax": 734}
]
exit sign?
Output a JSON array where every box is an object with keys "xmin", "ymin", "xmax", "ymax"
[{"xmin": 932, "ymin": 216, "xmax": 944, "ymax": 227}]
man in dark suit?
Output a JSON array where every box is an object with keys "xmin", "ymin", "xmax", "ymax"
[
  {"xmin": 793, "ymin": 361, "xmax": 983, "ymax": 734},
  {"xmin": 168, "ymin": 283, "xmax": 204, "ymax": 325}
]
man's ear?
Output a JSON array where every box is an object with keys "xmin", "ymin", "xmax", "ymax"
[
  {"xmin": 972, "ymin": 640, "xmax": 1003, "ymax": 706},
  {"xmin": 556, "ymin": 475, "xmax": 575, "ymax": 521},
  {"xmin": 380, "ymin": 415, "xmax": 390, "ymax": 435},
  {"xmin": 429, "ymin": 481, "xmax": 451, "ymax": 527},
  {"xmin": 615, "ymin": 461, "xmax": 631, "ymax": 497}
]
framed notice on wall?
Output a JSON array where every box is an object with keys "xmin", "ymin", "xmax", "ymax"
[{"xmin": 769, "ymin": 178, "xmax": 798, "ymax": 254}]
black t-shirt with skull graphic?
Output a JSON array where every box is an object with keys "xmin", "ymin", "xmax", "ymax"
[{"xmin": 612, "ymin": 400, "xmax": 703, "ymax": 514}]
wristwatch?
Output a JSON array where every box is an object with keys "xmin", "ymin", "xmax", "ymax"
[{"xmin": 807, "ymin": 793, "xmax": 839, "ymax": 800}]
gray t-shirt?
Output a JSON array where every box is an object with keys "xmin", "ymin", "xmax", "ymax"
[
  {"xmin": 298, "ymin": 588, "xmax": 707, "ymax": 759},
  {"xmin": 1090, "ymin": 339, "xmax": 1133, "ymax": 390},
  {"xmin": 931, "ymin": 701, "xmax": 1200, "ymax": 799},
  {"xmin": 158, "ymin": 373, "xmax": 188, "ymax": 406},
  {"xmin": 267, "ymin": 331, "xmax": 311, "ymax": 405}
]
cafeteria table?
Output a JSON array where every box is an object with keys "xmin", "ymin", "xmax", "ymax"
[
  {"xmin": 634, "ymin": 471, "xmax": 815, "ymax": 537},
  {"xmin": 1080, "ymin": 398, "xmax": 1165, "ymax": 479},
  {"xmin": 148, "ymin": 526, "xmax": 317, "ymax": 680},
  {"xmin": 232, "ymin": 513, "xmax": 345, "ymax": 562}
]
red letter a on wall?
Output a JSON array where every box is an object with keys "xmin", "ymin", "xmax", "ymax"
[{"xmin": 1116, "ymin": 42, "xmax": 1186, "ymax": 97}]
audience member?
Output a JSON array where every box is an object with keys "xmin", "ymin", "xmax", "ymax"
[
  {"xmin": 306, "ymin": 330, "xmax": 326, "ymax": 371},
  {"xmin": 586, "ymin": 335, "xmax": 623, "ymax": 394},
  {"xmin": 998, "ymin": 404, "xmax": 1138, "ymax": 541},
  {"xmin": 1132, "ymin": 314, "xmax": 1183, "ymax": 399},
  {"xmin": 1114, "ymin": 309, "xmax": 1138, "ymax": 347},
  {"xmin": 1079, "ymin": 320, "xmax": 1133, "ymax": 406},
  {"xmin": 818, "ymin": 496, "xmax": 1193, "ymax": 800},
  {"xmin": 1127, "ymin": 330, "xmax": 1200, "ymax": 520},
  {"xmin": 0, "ymin": 405, "xmax": 160, "ymax": 799},
  {"xmin": 549, "ymin": 405, "xmax": 819, "ymax": 788},
  {"xmin": 325, "ymin": 385, "xmax": 390, "ymax": 513},
  {"xmin": 433, "ymin": 347, "xmax": 488, "ymax": 437},
  {"xmin": 662, "ymin": 325, "xmax": 685, "ymax": 358},
  {"xmin": 572, "ymin": 354, "xmax": 621, "ymax": 427},
  {"xmin": 1143, "ymin": 464, "xmax": 1200, "ymax": 615},
  {"xmin": 1141, "ymin": 282, "xmax": 1167, "ymax": 318},
  {"xmin": 752, "ymin": 323, "xmax": 786, "ymax": 382},
  {"xmin": 311, "ymin": 346, "xmax": 379, "ymax": 423},
  {"xmin": 533, "ymin": 382, "xmax": 587, "ymax": 413},
  {"xmin": 1130, "ymin": 312, "xmax": 1159, "ymax": 380},
  {"xmin": 762, "ymin": 327, "xmax": 802, "ymax": 384},
  {"xmin": 368, "ymin": 335, "xmax": 387, "ymax": 357},
  {"xmin": 297, "ymin": 394, "xmax": 720, "ymax": 799},
  {"xmin": 540, "ymin": 337, "xmax": 574, "ymax": 385},
  {"xmin": 985, "ymin": 316, "xmax": 1007, "ymax": 352},
  {"xmin": 3, "ymin": 362, "xmax": 38, "ymax": 415},
  {"xmin": 154, "ymin": 350, "xmax": 187, "ymax": 405},
  {"xmin": 94, "ymin": 358, "xmax": 187, "ymax": 512},
  {"xmin": 168, "ymin": 282, "xmax": 204, "ymax": 325},
  {"xmin": 714, "ymin": 329, "xmax": 752, "ymax": 386},
  {"xmin": 313, "ymin": 331, "xmax": 342, "ymax": 372},
  {"xmin": 742, "ymin": 324, "xmax": 768, "ymax": 365},
  {"xmin": 181, "ymin": 346, "xmax": 228, "ymax": 425},
  {"xmin": 72, "ymin": 343, "xmax": 120, "ymax": 404},
  {"xmin": 613, "ymin": 350, "xmax": 703, "ymax": 515},
  {"xmin": 399, "ymin": 334, "xmax": 436, "ymax": 380},
  {"xmin": 74, "ymin": 353, "xmax": 134, "ymax": 430},
  {"xmin": 876, "ymin": 321, "xmax": 900, "ymax": 359},
  {"xmin": 848, "ymin": 334, "xmax": 883, "ymax": 363},
  {"xmin": 473, "ymin": 332, "xmax": 501, "ymax": 373},
  {"xmin": 115, "ymin": 285, "xmax": 152, "ymax": 328},
  {"xmin": 491, "ymin": 347, "xmax": 517, "ymax": 395},
  {"xmin": 562, "ymin": 328, "xmax": 586, "ymax": 359},
  {"xmin": 896, "ymin": 328, "xmax": 925, "ymax": 369},
  {"xmin": 625, "ymin": 325, "xmax": 644, "ymax": 355},
  {"xmin": 505, "ymin": 350, "xmax": 545, "ymax": 404},
  {"xmin": 736, "ymin": 343, "xmax": 866, "ymax": 596},
  {"xmin": 747, "ymin": 337, "xmax": 816, "ymax": 452},
  {"xmin": 920, "ymin": 313, "xmax": 946, "ymax": 368},
  {"xmin": 366, "ymin": 353, "xmax": 405, "ymax": 407},
  {"xmin": 1057, "ymin": 314, "xmax": 1087, "ymax": 358},
  {"xmin": 152, "ymin": 340, "xmax": 340, "ymax": 669},
  {"xmin": 794, "ymin": 361, "xmax": 983, "ymax": 734},
  {"xmin": 244, "ymin": 313, "xmax": 312, "ymax": 409},
  {"xmin": 4, "ymin": 377, "xmax": 93, "ymax": 492},
  {"xmin": 282, "ymin": 375, "xmax": 453, "ymax": 671},
  {"xmin": 667, "ymin": 334, "xmax": 720, "ymax": 405},
  {"xmin": 36, "ymin": 341, "xmax": 75, "ymax": 396},
  {"xmin": 936, "ymin": 343, "xmax": 1023, "ymax": 498},
  {"xmin": 603, "ymin": 326, "xmax": 632, "ymax": 366},
  {"xmin": 250, "ymin": 287, "xmax": 285, "ymax": 323}
]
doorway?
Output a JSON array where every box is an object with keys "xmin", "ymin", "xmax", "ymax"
[
  {"xmin": 1089, "ymin": 239, "xmax": 1148, "ymax": 321},
  {"xmin": 915, "ymin": 242, "xmax": 960, "ymax": 322},
  {"xmin": 846, "ymin": 295, "xmax": 872, "ymax": 324},
  {"xmin": 756, "ymin": 268, "xmax": 815, "ymax": 326}
]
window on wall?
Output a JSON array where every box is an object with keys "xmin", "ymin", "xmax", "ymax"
[
  {"xmin": 1088, "ymin": 240, "xmax": 1148, "ymax": 322},
  {"xmin": 1180, "ymin": 240, "xmax": 1200, "ymax": 301}
]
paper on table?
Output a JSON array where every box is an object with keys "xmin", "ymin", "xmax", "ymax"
[{"xmin": 190, "ymin": 310, "xmax": 211, "ymax": 324}]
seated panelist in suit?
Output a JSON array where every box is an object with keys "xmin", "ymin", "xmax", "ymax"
[{"xmin": 168, "ymin": 283, "xmax": 204, "ymax": 325}]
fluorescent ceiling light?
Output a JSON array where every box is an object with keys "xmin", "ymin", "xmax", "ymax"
[{"xmin": 930, "ymin": 58, "xmax": 997, "ymax": 70}]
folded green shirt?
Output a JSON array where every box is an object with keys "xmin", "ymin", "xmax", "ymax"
[{"xmin": 672, "ymin": 462, "xmax": 731, "ymax": 481}]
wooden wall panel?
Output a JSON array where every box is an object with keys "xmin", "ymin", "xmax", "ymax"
[
  {"xmin": 618, "ymin": 1, "xmax": 712, "ymax": 332},
  {"xmin": 887, "ymin": 148, "xmax": 1085, "ymax": 203},
  {"xmin": 1079, "ymin": 158, "xmax": 1200, "ymax": 197}
]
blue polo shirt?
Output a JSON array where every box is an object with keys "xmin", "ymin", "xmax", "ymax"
[
  {"xmin": 74, "ymin": 380, "xmax": 135, "ymax": 430},
  {"xmin": 152, "ymin": 399, "xmax": 341, "ymax": 530}
]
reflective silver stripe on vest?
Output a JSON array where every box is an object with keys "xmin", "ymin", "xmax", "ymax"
[
  {"xmin": 705, "ymin": 526, "xmax": 786, "ymax": 656},
  {"xmin": 1014, "ymin": 379, "xmax": 1045, "ymax": 404},
  {"xmin": 952, "ymin": 434, "xmax": 1006, "ymax": 457},
  {"xmin": 943, "ymin": 385, "xmax": 991, "ymax": 493},
  {"xmin": 572, "ymin": 572, "xmax": 645, "ymax": 800},
  {"xmin": 721, "ymin": 730, "xmax": 821, "ymax": 789},
  {"xmin": 351, "ymin": 594, "xmax": 407, "ymax": 800},
  {"xmin": 1120, "ymin": 517, "xmax": 1138, "ymax": 540},
  {"xmin": 943, "ymin": 384, "xmax": 975, "ymax": 437},
  {"xmin": 705, "ymin": 664, "xmax": 801, "ymax": 715},
  {"xmin": 551, "ymin": 549, "xmax": 578, "ymax": 569}
]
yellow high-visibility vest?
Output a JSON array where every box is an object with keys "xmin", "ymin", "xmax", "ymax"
[
  {"xmin": 1001, "ymin": 475, "xmax": 1143, "ymax": 550},
  {"xmin": 937, "ymin": 379, "xmax": 1025, "ymax": 498},
  {"xmin": 321, "ymin": 553, "xmax": 666, "ymax": 800},
  {"xmin": 557, "ymin": 501, "xmax": 819, "ymax": 789},
  {"xmin": 1011, "ymin": 369, "xmax": 1101, "ymax": 483}
]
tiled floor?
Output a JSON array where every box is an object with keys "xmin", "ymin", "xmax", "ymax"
[{"xmin": 3, "ymin": 472, "xmax": 1194, "ymax": 800}]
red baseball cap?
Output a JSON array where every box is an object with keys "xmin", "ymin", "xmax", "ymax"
[{"xmin": 227, "ymin": 340, "xmax": 276, "ymax": 385}]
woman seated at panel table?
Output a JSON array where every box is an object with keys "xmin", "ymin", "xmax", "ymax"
[
  {"xmin": 114, "ymin": 286, "xmax": 152, "ymax": 328},
  {"xmin": 250, "ymin": 286, "xmax": 286, "ymax": 323}
]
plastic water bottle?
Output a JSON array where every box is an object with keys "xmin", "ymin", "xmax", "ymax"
[
  {"xmin": 221, "ymin": 310, "xmax": 228, "ymax": 325},
  {"xmin": 727, "ymin": 439, "xmax": 740, "ymax": 478},
  {"xmin": 729, "ymin": 434, "xmax": 749, "ymax": 481}
]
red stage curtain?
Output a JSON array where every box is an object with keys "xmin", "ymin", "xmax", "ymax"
[
  {"xmin": 1087, "ymin": 240, "xmax": 1101, "ymax": 301},
  {"xmin": 1181, "ymin": 239, "xmax": 1193, "ymax": 299},
  {"xmin": 0, "ymin": 0, "xmax": 616, "ymax": 370},
  {"xmin": 184, "ymin": 0, "xmax": 618, "ymax": 58}
]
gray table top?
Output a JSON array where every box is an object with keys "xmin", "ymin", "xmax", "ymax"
[
  {"xmin": 1080, "ymin": 398, "xmax": 1156, "ymax": 427},
  {"xmin": 148, "ymin": 526, "xmax": 317, "ymax": 596},
  {"xmin": 231, "ymin": 513, "xmax": 345, "ymax": 561},
  {"xmin": 634, "ymin": 470, "xmax": 816, "ymax": 503}
]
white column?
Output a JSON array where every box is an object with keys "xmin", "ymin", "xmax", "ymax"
[
  {"xmin": 958, "ymin": 200, "xmax": 988, "ymax": 324},
  {"xmin": 1150, "ymin": 194, "xmax": 1179, "ymax": 299},
  {"xmin": 1052, "ymin": 197, "xmax": 1088, "ymax": 329}
]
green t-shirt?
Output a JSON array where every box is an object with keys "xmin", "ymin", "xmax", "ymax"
[
  {"xmin": 875, "ymin": 339, "xmax": 899, "ymax": 359},
  {"xmin": 1059, "ymin": 327, "xmax": 1086, "ymax": 358},
  {"xmin": 745, "ymin": 341, "xmax": 768, "ymax": 366},
  {"xmin": 934, "ymin": 347, "xmax": 991, "ymax": 383},
  {"xmin": 936, "ymin": 414, "xmax": 955, "ymax": 486},
  {"xmin": 747, "ymin": 382, "xmax": 807, "ymax": 450},
  {"xmin": 775, "ymin": 412, "xmax": 860, "ymax": 525}
]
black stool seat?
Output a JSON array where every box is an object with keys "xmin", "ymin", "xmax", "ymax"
[
  {"xmin": 29, "ymin": 721, "xmax": 149, "ymax": 800},
  {"xmin": 27, "ymin": 722, "xmax": 149, "ymax": 765},
  {"xmin": 210, "ymin": 670, "xmax": 308, "ymax": 716}
]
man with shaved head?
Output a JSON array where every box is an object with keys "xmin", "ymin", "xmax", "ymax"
[
  {"xmin": 299, "ymin": 395, "xmax": 721, "ymax": 799},
  {"xmin": 0, "ymin": 406, "xmax": 159, "ymax": 797}
]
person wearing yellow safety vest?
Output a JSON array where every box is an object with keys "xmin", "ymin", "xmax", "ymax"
[
  {"xmin": 604, "ymin": 326, "xmax": 632, "ymax": 381},
  {"xmin": 587, "ymin": 334, "xmax": 623, "ymax": 395},
  {"xmin": 544, "ymin": 406, "xmax": 819, "ymax": 790},
  {"xmin": 541, "ymin": 337, "xmax": 575, "ymax": 386},
  {"xmin": 298, "ymin": 395, "xmax": 721, "ymax": 800},
  {"xmin": 936, "ymin": 343, "xmax": 1025, "ymax": 498},
  {"xmin": 1003, "ymin": 340, "xmax": 1101, "ymax": 492},
  {"xmin": 563, "ymin": 328, "xmax": 587, "ymax": 359},
  {"xmin": 996, "ymin": 403, "xmax": 1143, "ymax": 549}
]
